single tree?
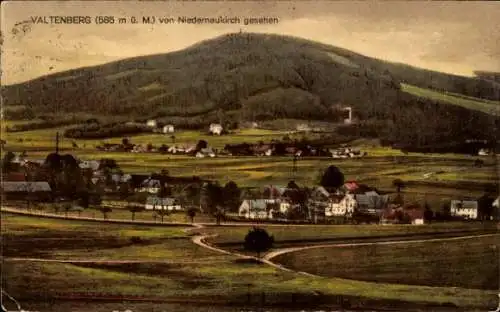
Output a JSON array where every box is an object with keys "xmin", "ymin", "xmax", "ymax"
[
  {"xmin": 186, "ymin": 207, "xmax": 197, "ymax": 223},
  {"xmin": 392, "ymin": 179, "xmax": 405, "ymax": 194},
  {"xmin": 128, "ymin": 204, "xmax": 145, "ymax": 221},
  {"xmin": 122, "ymin": 137, "xmax": 130, "ymax": 146},
  {"xmin": 2, "ymin": 151, "xmax": 16, "ymax": 173},
  {"xmin": 99, "ymin": 207, "xmax": 112, "ymax": 220},
  {"xmin": 196, "ymin": 140, "xmax": 208, "ymax": 151},
  {"xmin": 170, "ymin": 135, "xmax": 176, "ymax": 144},
  {"xmin": 156, "ymin": 209, "xmax": 170, "ymax": 223},
  {"xmin": 223, "ymin": 181, "xmax": 241, "ymax": 212},
  {"xmin": 63, "ymin": 202, "xmax": 72, "ymax": 217},
  {"xmin": 244, "ymin": 227, "xmax": 274, "ymax": 258},
  {"xmin": 424, "ymin": 202, "xmax": 433, "ymax": 222},
  {"xmin": 287, "ymin": 180, "xmax": 300, "ymax": 189},
  {"xmin": 320, "ymin": 165, "xmax": 345, "ymax": 190},
  {"xmin": 77, "ymin": 191, "xmax": 90, "ymax": 217}
]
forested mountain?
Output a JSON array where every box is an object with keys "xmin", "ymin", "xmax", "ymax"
[{"xmin": 3, "ymin": 32, "xmax": 499, "ymax": 148}]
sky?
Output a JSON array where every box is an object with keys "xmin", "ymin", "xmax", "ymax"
[{"xmin": 1, "ymin": 1, "xmax": 499, "ymax": 85}]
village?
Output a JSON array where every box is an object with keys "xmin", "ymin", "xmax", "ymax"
[
  {"xmin": 92, "ymin": 120, "xmax": 367, "ymax": 159},
  {"xmin": 1, "ymin": 147, "xmax": 498, "ymax": 225}
]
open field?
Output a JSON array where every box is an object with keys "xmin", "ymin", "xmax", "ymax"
[
  {"xmin": 3, "ymin": 123, "xmax": 498, "ymax": 210},
  {"xmin": 2, "ymin": 213, "xmax": 499, "ymax": 310},
  {"xmin": 274, "ymin": 234, "xmax": 500, "ymax": 291},
  {"xmin": 401, "ymin": 83, "xmax": 500, "ymax": 115},
  {"xmin": 1, "ymin": 213, "xmax": 223, "ymax": 261}
]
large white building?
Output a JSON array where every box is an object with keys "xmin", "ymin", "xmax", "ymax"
[
  {"xmin": 325, "ymin": 194, "xmax": 357, "ymax": 217},
  {"xmin": 209, "ymin": 123, "xmax": 223, "ymax": 135},
  {"xmin": 450, "ymin": 200, "xmax": 478, "ymax": 219},
  {"xmin": 163, "ymin": 125, "xmax": 175, "ymax": 133}
]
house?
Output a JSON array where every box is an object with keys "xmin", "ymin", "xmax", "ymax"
[
  {"xmin": 355, "ymin": 194, "xmax": 389, "ymax": 215},
  {"xmin": 343, "ymin": 107, "xmax": 353, "ymax": 124},
  {"xmin": 279, "ymin": 199, "xmax": 292, "ymax": 214},
  {"xmin": 343, "ymin": 181, "xmax": 360, "ymax": 193},
  {"xmin": 405, "ymin": 206, "xmax": 425, "ymax": 225},
  {"xmin": 239, "ymin": 199, "xmax": 273, "ymax": 219},
  {"xmin": 111, "ymin": 173, "xmax": 132, "ymax": 184},
  {"xmin": 146, "ymin": 119, "xmax": 157, "ymax": 128},
  {"xmin": 296, "ymin": 124, "xmax": 311, "ymax": 132},
  {"xmin": 163, "ymin": 125, "xmax": 175, "ymax": 133},
  {"xmin": 138, "ymin": 178, "xmax": 162, "ymax": 193},
  {"xmin": 380, "ymin": 205, "xmax": 425, "ymax": 225},
  {"xmin": 450, "ymin": 200, "xmax": 479, "ymax": 220},
  {"xmin": 5, "ymin": 172, "xmax": 26, "ymax": 182},
  {"xmin": 209, "ymin": 123, "xmax": 223, "ymax": 135},
  {"xmin": 478, "ymin": 148, "xmax": 490, "ymax": 156},
  {"xmin": 79, "ymin": 160, "xmax": 100, "ymax": 171},
  {"xmin": 168, "ymin": 144, "xmax": 196, "ymax": 154},
  {"xmin": 198, "ymin": 147, "xmax": 216, "ymax": 158},
  {"xmin": 145, "ymin": 196, "xmax": 182, "ymax": 211},
  {"xmin": 262, "ymin": 185, "xmax": 287, "ymax": 204},
  {"xmin": 325, "ymin": 193, "xmax": 357, "ymax": 218},
  {"xmin": 253, "ymin": 144, "xmax": 273, "ymax": 156},
  {"xmin": 1, "ymin": 181, "xmax": 52, "ymax": 200}
]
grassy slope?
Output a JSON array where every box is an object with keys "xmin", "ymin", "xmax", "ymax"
[
  {"xmin": 2, "ymin": 213, "xmax": 498, "ymax": 309},
  {"xmin": 274, "ymin": 235, "xmax": 500, "ymax": 290},
  {"xmin": 401, "ymin": 83, "xmax": 500, "ymax": 115}
]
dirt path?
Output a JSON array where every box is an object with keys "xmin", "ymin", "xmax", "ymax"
[{"xmin": 264, "ymin": 233, "xmax": 500, "ymax": 261}]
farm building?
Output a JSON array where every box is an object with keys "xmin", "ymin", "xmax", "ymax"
[
  {"xmin": 355, "ymin": 193, "xmax": 390, "ymax": 214},
  {"xmin": 146, "ymin": 119, "xmax": 157, "ymax": 128},
  {"xmin": 4, "ymin": 172, "xmax": 26, "ymax": 182},
  {"xmin": 209, "ymin": 123, "xmax": 223, "ymax": 135},
  {"xmin": 239, "ymin": 199, "xmax": 273, "ymax": 219},
  {"xmin": 145, "ymin": 196, "xmax": 182, "ymax": 211},
  {"xmin": 163, "ymin": 125, "xmax": 175, "ymax": 133},
  {"xmin": 450, "ymin": 200, "xmax": 479, "ymax": 219}
]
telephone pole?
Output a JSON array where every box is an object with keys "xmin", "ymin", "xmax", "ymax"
[{"xmin": 55, "ymin": 132, "xmax": 60, "ymax": 154}]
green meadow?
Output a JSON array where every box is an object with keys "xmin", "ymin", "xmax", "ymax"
[
  {"xmin": 401, "ymin": 83, "xmax": 500, "ymax": 115},
  {"xmin": 2, "ymin": 213, "xmax": 499, "ymax": 310}
]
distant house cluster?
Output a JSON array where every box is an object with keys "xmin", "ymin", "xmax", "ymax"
[
  {"xmin": 223, "ymin": 142, "xmax": 366, "ymax": 158},
  {"xmin": 238, "ymin": 182, "xmax": 396, "ymax": 224},
  {"xmin": 146, "ymin": 119, "xmax": 175, "ymax": 134}
]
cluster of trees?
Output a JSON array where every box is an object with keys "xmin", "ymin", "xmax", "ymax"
[
  {"xmin": 3, "ymin": 107, "xmax": 36, "ymax": 120},
  {"xmin": 64, "ymin": 122, "xmax": 150, "ymax": 139},
  {"xmin": 6, "ymin": 118, "xmax": 85, "ymax": 133},
  {"xmin": 199, "ymin": 181, "xmax": 242, "ymax": 225}
]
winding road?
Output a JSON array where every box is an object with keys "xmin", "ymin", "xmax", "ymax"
[{"xmin": 2, "ymin": 206, "xmax": 499, "ymax": 311}]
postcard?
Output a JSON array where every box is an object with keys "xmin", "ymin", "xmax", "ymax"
[{"xmin": 1, "ymin": 1, "xmax": 499, "ymax": 311}]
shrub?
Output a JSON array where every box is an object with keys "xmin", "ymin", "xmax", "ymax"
[{"xmin": 244, "ymin": 227, "xmax": 274, "ymax": 257}]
